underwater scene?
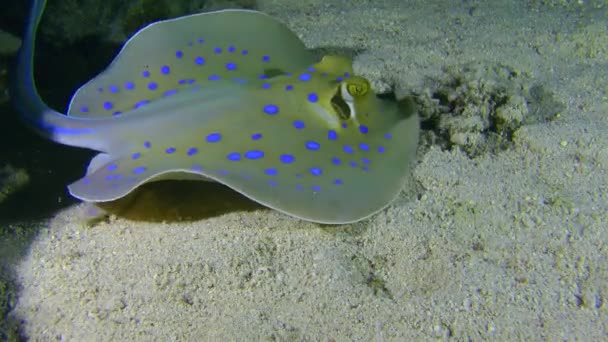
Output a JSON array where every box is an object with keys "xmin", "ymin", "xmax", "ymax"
[{"xmin": 0, "ymin": 0, "xmax": 606, "ymax": 340}]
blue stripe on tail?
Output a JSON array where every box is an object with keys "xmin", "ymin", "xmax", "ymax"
[{"xmin": 10, "ymin": 0, "xmax": 103, "ymax": 146}]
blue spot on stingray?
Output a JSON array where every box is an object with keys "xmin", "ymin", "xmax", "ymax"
[
  {"xmin": 214, "ymin": 47, "xmax": 222, "ymax": 54},
  {"xmin": 265, "ymin": 168, "xmax": 278, "ymax": 175},
  {"xmin": 310, "ymin": 167, "xmax": 323, "ymax": 176},
  {"xmin": 218, "ymin": 170, "xmax": 229, "ymax": 175},
  {"xmin": 233, "ymin": 78, "xmax": 248, "ymax": 84},
  {"xmin": 258, "ymin": 74, "xmax": 268, "ymax": 79},
  {"xmin": 175, "ymin": 50, "xmax": 183, "ymax": 58},
  {"xmin": 262, "ymin": 55, "xmax": 270, "ymax": 62},
  {"xmin": 225, "ymin": 62, "xmax": 237, "ymax": 71},
  {"xmin": 341, "ymin": 122, "xmax": 348, "ymax": 128},
  {"xmin": 362, "ymin": 166, "xmax": 369, "ymax": 171},
  {"xmin": 307, "ymin": 93, "xmax": 318, "ymax": 103},
  {"xmin": 306, "ymin": 141, "xmax": 321, "ymax": 150},
  {"xmin": 280, "ymin": 154, "xmax": 295, "ymax": 164},
  {"xmin": 263, "ymin": 104, "xmax": 279, "ymax": 115},
  {"xmin": 206, "ymin": 133, "xmax": 222, "ymax": 143},
  {"xmin": 208, "ymin": 75, "xmax": 221, "ymax": 81},
  {"xmin": 285, "ymin": 85, "xmax": 293, "ymax": 91},
  {"xmin": 245, "ymin": 150, "xmax": 264, "ymax": 159},
  {"xmin": 328, "ymin": 130, "xmax": 338, "ymax": 140},
  {"xmin": 112, "ymin": 111, "xmax": 121, "ymax": 117},
  {"xmin": 362, "ymin": 158, "xmax": 371, "ymax": 164},
  {"xmin": 350, "ymin": 161, "xmax": 358, "ymax": 167},
  {"xmin": 378, "ymin": 146, "xmax": 385, "ymax": 153},
  {"xmin": 311, "ymin": 185, "xmax": 321, "ymax": 192},
  {"xmin": 343, "ymin": 145, "xmax": 354, "ymax": 154},
  {"xmin": 336, "ymin": 77, "xmax": 343, "ymax": 82},
  {"xmin": 359, "ymin": 125, "xmax": 369, "ymax": 134},
  {"xmin": 332, "ymin": 157, "xmax": 341, "ymax": 165},
  {"xmin": 385, "ymin": 133, "xmax": 392, "ymax": 140},
  {"xmin": 160, "ymin": 65, "xmax": 170, "ymax": 74},
  {"xmin": 165, "ymin": 147, "xmax": 176, "ymax": 154},
  {"xmin": 131, "ymin": 152, "xmax": 141, "ymax": 160},
  {"xmin": 109, "ymin": 85, "xmax": 119, "ymax": 93},
  {"xmin": 359, "ymin": 143, "xmax": 370, "ymax": 151},
  {"xmin": 134, "ymin": 100, "xmax": 150, "ymax": 109},
  {"xmin": 334, "ymin": 179, "xmax": 343, "ymax": 185},
  {"xmin": 144, "ymin": 141, "xmax": 151, "ymax": 149},
  {"xmin": 242, "ymin": 49, "xmax": 249, "ymax": 55},
  {"xmin": 107, "ymin": 163, "xmax": 118, "ymax": 171},
  {"xmin": 228, "ymin": 45, "xmax": 235, "ymax": 52},
  {"xmin": 105, "ymin": 174, "xmax": 120, "ymax": 181},
  {"xmin": 195, "ymin": 56, "xmax": 205, "ymax": 65},
  {"xmin": 163, "ymin": 89, "xmax": 178, "ymax": 97},
  {"xmin": 191, "ymin": 165, "xmax": 203, "ymax": 171},
  {"xmin": 268, "ymin": 180, "xmax": 278, "ymax": 186},
  {"xmin": 262, "ymin": 83, "xmax": 272, "ymax": 89},
  {"xmin": 187, "ymin": 147, "xmax": 198, "ymax": 156},
  {"xmin": 198, "ymin": 38, "xmax": 204, "ymax": 44},
  {"xmin": 80, "ymin": 106, "xmax": 89, "ymax": 113},
  {"xmin": 295, "ymin": 185, "xmax": 304, "ymax": 191},
  {"xmin": 125, "ymin": 82, "xmax": 135, "ymax": 90},
  {"xmin": 148, "ymin": 82, "xmax": 158, "ymax": 90},
  {"xmin": 251, "ymin": 133, "xmax": 263, "ymax": 140},
  {"xmin": 307, "ymin": 67, "xmax": 315, "ymax": 72},
  {"xmin": 103, "ymin": 102, "xmax": 113, "ymax": 110},
  {"xmin": 344, "ymin": 72, "xmax": 351, "ymax": 77},
  {"xmin": 293, "ymin": 120, "xmax": 305, "ymax": 129},
  {"xmin": 133, "ymin": 166, "xmax": 147, "ymax": 174},
  {"xmin": 299, "ymin": 73, "xmax": 311, "ymax": 81},
  {"xmin": 142, "ymin": 70, "xmax": 150, "ymax": 78},
  {"xmin": 227, "ymin": 152, "xmax": 241, "ymax": 161}
]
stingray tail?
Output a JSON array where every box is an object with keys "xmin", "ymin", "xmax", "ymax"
[{"xmin": 10, "ymin": 0, "xmax": 109, "ymax": 152}]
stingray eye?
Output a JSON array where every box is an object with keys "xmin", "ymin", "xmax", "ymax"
[
  {"xmin": 345, "ymin": 77, "xmax": 370, "ymax": 97},
  {"xmin": 329, "ymin": 76, "xmax": 371, "ymax": 121},
  {"xmin": 331, "ymin": 87, "xmax": 351, "ymax": 120}
]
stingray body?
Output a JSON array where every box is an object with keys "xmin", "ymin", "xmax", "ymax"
[{"xmin": 12, "ymin": 0, "xmax": 419, "ymax": 224}]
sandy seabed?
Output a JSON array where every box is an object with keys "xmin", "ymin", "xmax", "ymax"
[{"xmin": 2, "ymin": 0, "xmax": 607, "ymax": 340}]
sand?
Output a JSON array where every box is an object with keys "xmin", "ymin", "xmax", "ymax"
[{"xmin": 1, "ymin": 0, "xmax": 606, "ymax": 340}]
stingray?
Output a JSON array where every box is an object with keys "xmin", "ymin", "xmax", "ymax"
[{"xmin": 11, "ymin": 0, "xmax": 419, "ymax": 224}]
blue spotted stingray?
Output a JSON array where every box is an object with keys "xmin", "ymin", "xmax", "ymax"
[{"xmin": 11, "ymin": 0, "xmax": 419, "ymax": 224}]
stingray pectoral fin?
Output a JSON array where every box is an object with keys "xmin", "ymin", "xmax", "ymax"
[
  {"xmin": 67, "ymin": 9, "xmax": 315, "ymax": 119},
  {"xmin": 68, "ymin": 152, "xmax": 201, "ymax": 202},
  {"xmin": 216, "ymin": 115, "xmax": 419, "ymax": 224}
]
